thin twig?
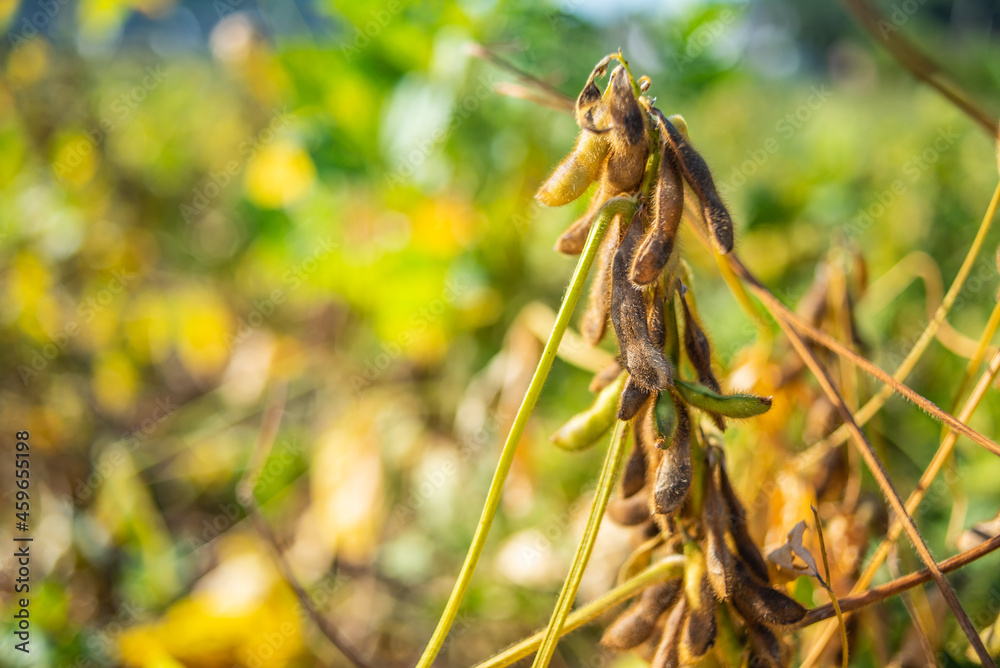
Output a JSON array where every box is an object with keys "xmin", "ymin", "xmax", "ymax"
[
  {"xmin": 238, "ymin": 385, "xmax": 372, "ymax": 668},
  {"xmin": 728, "ymin": 253, "xmax": 1000, "ymax": 458},
  {"xmin": 468, "ymin": 44, "xmax": 575, "ymax": 112},
  {"xmin": 887, "ymin": 544, "xmax": 939, "ymax": 668},
  {"xmin": 769, "ymin": 303, "xmax": 995, "ymax": 665},
  {"xmin": 840, "ymin": 0, "xmax": 997, "ymax": 136},
  {"xmin": 803, "ymin": 341, "xmax": 1000, "ymax": 663},
  {"xmin": 797, "ymin": 533, "xmax": 1000, "ymax": 627},
  {"xmin": 812, "ymin": 506, "xmax": 849, "ymax": 668},
  {"xmin": 473, "ymin": 556, "xmax": 686, "ymax": 668},
  {"xmin": 796, "ymin": 180, "xmax": 1000, "ymax": 463}
]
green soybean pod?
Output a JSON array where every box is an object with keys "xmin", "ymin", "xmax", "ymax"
[
  {"xmin": 674, "ymin": 378, "xmax": 772, "ymax": 420},
  {"xmin": 652, "ymin": 390, "xmax": 678, "ymax": 449},
  {"xmin": 550, "ymin": 372, "xmax": 627, "ymax": 451}
]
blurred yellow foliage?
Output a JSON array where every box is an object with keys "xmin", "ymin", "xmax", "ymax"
[
  {"xmin": 119, "ymin": 535, "xmax": 305, "ymax": 668},
  {"xmin": 244, "ymin": 140, "xmax": 316, "ymax": 209}
]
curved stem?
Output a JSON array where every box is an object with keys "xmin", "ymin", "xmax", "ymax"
[
  {"xmin": 475, "ymin": 555, "xmax": 686, "ymax": 668},
  {"xmin": 771, "ymin": 307, "xmax": 995, "ymax": 666},
  {"xmin": 799, "ymin": 179, "xmax": 1000, "ymax": 461},
  {"xmin": 801, "ymin": 343, "xmax": 1000, "ymax": 666},
  {"xmin": 414, "ymin": 198, "xmax": 623, "ymax": 668},
  {"xmin": 531, "ymin": 420, "xmax": 632, "ymax": 668}
]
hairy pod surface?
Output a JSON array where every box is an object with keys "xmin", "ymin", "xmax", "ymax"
[
  {"xmin": 680, "ymin": 544, "xmax": 717, "ymax": 662},
  {"xmin": 612, "ymin": 214, "xmax": 673, "ymax": 391},
  {"xmin": 729, "ymin": 558, "xmax": 807, "ymax": 629},
  {"xmin": 717, "ymin": 457, "xmax": 771, "ymax": 581},
  {"xmin": 601, "ymin": 578, "xmax": 682, "ymax": 650},
  {"xmin": 536, "ymin": 130, "xmax": 611, "ymax": 206},
  {"xmin": 674, "ymin": 379, "xmax": 773, "ymax": 420},
  {"xmin": 653, "ymin": 109, "xmax": 734, "ymax": 254},
  {"xmin": 618, "ymin": 376, "xmax": 652, "ymax": 421},
  {"xmin": 632, "ymin": 146, "xmax": 684, "ymax": 285},
  {"xmin": 608, "ymin": 492, "xmax": 653, "ymax": 526},
  {"xmin": 653, "ymin": 403, "xmax": 692, "ymax": 515},
  {"xmin": 603, "ymin": 66, "xmax": 651, "ymax": 193},
  {"xmin": 581, "ymin": 210, "xmax": 623, "ymax": 344},
  {"xmin": 621, "ymin": 436, "xmax": 649, "ymax": 498},
  {"xmin": 650, "ymin": 596, "xmax": 686, "ymax": 668}
]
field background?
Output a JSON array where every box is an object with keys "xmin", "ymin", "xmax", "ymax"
[{"xmin": 1, "ymin": 0, "xmax": 1000, "ymax": 666}]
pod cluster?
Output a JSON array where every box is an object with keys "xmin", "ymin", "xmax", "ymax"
[
  {"xmin": 541, "ymin": 57, "xmax": 806, "ymax": 667},
  {"xmin": 599, "ymin": 446, "xmax": 807, "ymax": 668}
]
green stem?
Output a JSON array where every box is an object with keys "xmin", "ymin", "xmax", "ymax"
[
  {"xmin": 414, "ymin": 198, "xmax": 625, "ymax": 668},
  {"xmin": 473, "ymin": 555, "xmax": 685, "ymax": 668},
  {"xmin": 531, "ymin": 420, "xmax": 633, "ymax": 667}
]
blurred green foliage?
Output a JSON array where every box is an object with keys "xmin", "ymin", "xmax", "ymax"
[{"xmin": 1, "ymin": 0, "xmax": 1000, "ymax": 666}]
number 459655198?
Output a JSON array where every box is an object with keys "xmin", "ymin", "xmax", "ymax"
[{"xmin": 15, "ymin": 431, "xmax": 29, "ymax": 522}]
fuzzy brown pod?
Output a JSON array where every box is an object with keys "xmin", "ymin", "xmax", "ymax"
[
  {"xmin": 717, "ymin": 455, "xmax": 771, "ymax": 582},
  {"xmin": 602, "ymin": 66, "xmax": 651, "ymax": 194},
  {"xmin": 680, "ymin": 546, "xmax": 717, "ymax": 663},
  {"xmin": 555, "ymin": 179, "xmax": 613, "ymax": 255},
  {"xmin": 608, "ymin": 493, "xmax": 652, "ymax": 526},
  {"xmin": 703, "ymin": 454, "xmax": 737, "ymax": 601},
  {"xmin": 631, "ymin": 146, "xmax": 684, "ymax": 285},
  {"xmin": 646, "ymin": 283, "xmax": 668, "ymax": 350},
  {"xmin": 535, "ymin": 129, "xmax": 611, "ymax": 207},
  {"xmin": 745, "ymin": 621, "xmax": 785, "ymax": 668},
  {"xmin": 728, "ymin": 557, "xmax": 807, "ymax": 629},
  {"xmin": 580, "ymin": 209, "xmax": 624, "ymax": 343},
  {"xmin": 652, "ymin": 401, "xmax": 692, "ymax": 515},
  {"xmin": 621, "ymin": 434, "xmax": 649, "ymax": 499},
  {"xmin": 575, "ymin": 54, "xmax": 614, "ymax": 131},
  {"xmin": 679, "ymin": 292, "xmax": 720, "ymax": 392},
  {"xmin": 650, "ymin": 596, "xmax": 687, "ymax": 668},
  {"xmin": 652, "ymin": 109, "xmax": 734, "ymax": 255},
  {"xmin": 618, "ymin": 376, "xmax": 652, "ymax": 421},
  {"xmin": 612, "ymin": 214, "xmax": 673, "ymax": 392},
  {"xmin": 600, "ymin": 578, "xmax": 682, "ymax": 651}
]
